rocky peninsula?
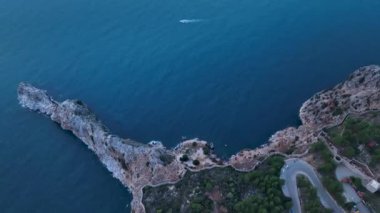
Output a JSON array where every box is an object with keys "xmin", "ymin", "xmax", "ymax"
[{"xmin": 18, "ymin": 65, "xmax": 380, "ymax": 212}]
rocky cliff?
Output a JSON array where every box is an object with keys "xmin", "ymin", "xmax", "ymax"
[
  {"xmin": 300, "ymin": 65, "xmax": 380, "ymax": 129},
  {"xmin": 18, "ymin": 83, "xmax": 187, "ymax": 212},
  {"xmin": 18, "ymin": 65, "xmax": 380, "ymax": 212}
]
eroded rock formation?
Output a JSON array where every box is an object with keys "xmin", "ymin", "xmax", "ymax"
[
  {"xmin": 300, "ymin": 65, "xmax": 380, "ymax": 129},
  {"xmin": 18, "ymin": 83, "xmax": 187, "ymax": 212},
  {"xmin": 18, "ymin": 65, "xmax": 380, "ymax": 212}
]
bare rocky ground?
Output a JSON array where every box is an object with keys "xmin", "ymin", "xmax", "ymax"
[
  {"xmin": 300, "ymin": 65, "xmax": 380, "ymax": 129},
  {"xmin": 18, "ymin": 65, "xmax": 380, "ymax": 212}
]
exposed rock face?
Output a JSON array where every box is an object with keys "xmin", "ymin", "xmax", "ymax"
[
  {"xmin": 229, "ymin": 125, "xmax": 318, "ymax": 171},
  {"xmin": 230, "ymin": 65, "xmax": 380, "ymax": 172},
  {"xmin": 18, "ymin": 83, "xmax": 226, "ymax": 212},
  {"xmin": 18, "ymin": 65, "xmax": 380, "ymax": 212},
  {"xmin": 300, "ymin": 65, "xmax": 380, "ymax": 129},
  {"xmin": 18, "ymin": 82, "xmax": 186, "ymax": 212},
  {"xmin": 18, "ymin": 83, "xmax": 58, "ymax": 115}
]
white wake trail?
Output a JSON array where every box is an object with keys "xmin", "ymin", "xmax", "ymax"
[{"xmin": 179, "ymin": 19, "xmax": 203, "ymax": 24}]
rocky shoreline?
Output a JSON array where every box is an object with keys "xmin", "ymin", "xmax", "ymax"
[{"xmin": 18, "ymin": 65, "xmax": 380, "ymax": 212}]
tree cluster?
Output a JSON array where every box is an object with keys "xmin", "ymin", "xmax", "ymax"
[
  {"xmin": 329, "ymin": 117, "xmax": 380, "ymax": 163},
  {"xmin": 233, "ymin": 156, "xmax": 292, "ymax": 213},
  {"xmin": 310, "ymin": 142, "xmax": 346, "ymax": 209},
  {"xmin": 297, "ymin": 175, "xmax": 333, "ymax": 213}
]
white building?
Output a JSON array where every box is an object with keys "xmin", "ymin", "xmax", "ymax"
[{"xmin": 365, "ymin": 180, "xmax": 380, "ymax": 193}]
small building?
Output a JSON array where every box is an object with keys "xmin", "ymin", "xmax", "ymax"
[{"xmin": 365, "ymin": 180, "xmax": 380, "ymax": 193}]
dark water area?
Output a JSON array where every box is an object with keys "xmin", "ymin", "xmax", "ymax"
[{"xmin": 1, "ymin": 0, "xmax": 380, "ymax": 212}]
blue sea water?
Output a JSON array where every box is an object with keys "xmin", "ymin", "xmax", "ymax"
[{"xmin": 1, "ymin": 0, "xmax": 380, "ymax": 212}]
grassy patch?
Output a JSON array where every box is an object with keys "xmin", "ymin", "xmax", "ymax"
[{"xmin": 332, "ymin": 107, "xmax": 344, "ymax": 116}]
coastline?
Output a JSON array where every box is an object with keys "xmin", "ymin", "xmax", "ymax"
[{"xmin": 18, "ymin": 65, "xmax": 380, "ymax": 212}]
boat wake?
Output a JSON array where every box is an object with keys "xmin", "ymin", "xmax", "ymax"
[{"xmin": 179, "ymin": 19, "xmax": 203, "ymax": 24}]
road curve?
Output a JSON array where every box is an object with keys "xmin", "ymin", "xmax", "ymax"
[
  {"xmin": 335, "ymin": 165, "xmax": 370, "ymax": 213},
  {"xmin": 280, "ymin": 159, "xmax": 344, "ymax": 213}
]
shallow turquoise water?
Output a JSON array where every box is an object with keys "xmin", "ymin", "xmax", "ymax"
[{"xmin": 1, "ymin": 0, "xmax": 380, "ymax": 212}]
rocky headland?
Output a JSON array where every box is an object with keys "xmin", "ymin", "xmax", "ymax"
[{"xmin": 18, "ymin": 65, "xmax": 380, "ymax": 212}]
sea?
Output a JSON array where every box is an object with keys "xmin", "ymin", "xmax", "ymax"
[{"xmin": 1, "ymin": 0, "xmax": 380, "ymax": 212}]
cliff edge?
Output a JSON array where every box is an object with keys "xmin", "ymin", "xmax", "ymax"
[
  {"xmin": 18, "ymin": 65, "xmax": 380, "ymax": 212},
  {"xmin": 18, "ymin": 83, "xmax": 187, "ymax": 212}
]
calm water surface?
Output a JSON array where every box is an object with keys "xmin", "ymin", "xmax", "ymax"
[{"xmin": 1, "ymin": 0, "xmax": 380, "ymax": 212}]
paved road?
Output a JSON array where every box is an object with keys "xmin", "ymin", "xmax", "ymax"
[
  {"xmin": 335, "ymin": 165, "xmax": 370, "ymax": 213},
  {"xmin": 280, "ymin": 159, "xmax": 344, "ymax": 213}
]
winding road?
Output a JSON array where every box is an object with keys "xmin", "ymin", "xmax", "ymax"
[
  {"xmin": 280, "ymin": 159, "xmax": 344, "ymax": 213},
  {"xmin": 335, "ymin": 165, "xmax": 370, "ymax": 213}
]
